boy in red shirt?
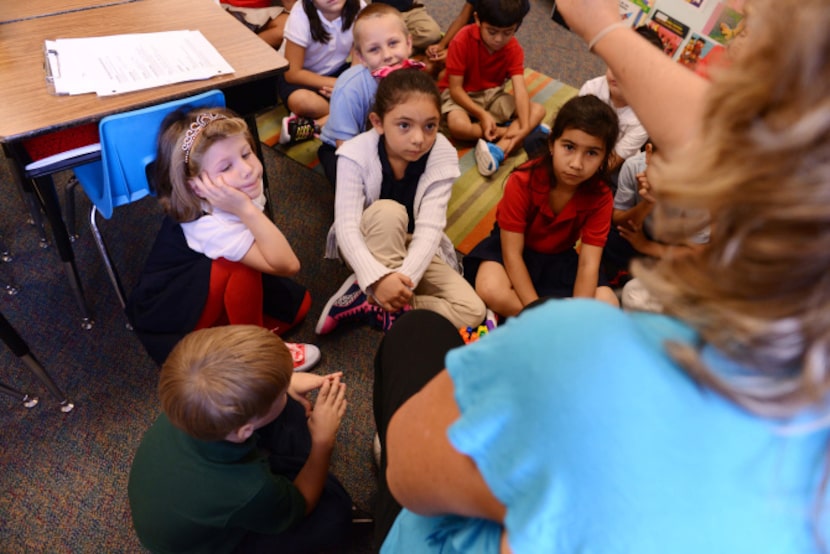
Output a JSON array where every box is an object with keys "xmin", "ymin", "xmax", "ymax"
[{"xmin": 437, "ymin": 0, "xmax": 546, "ymax": 176}]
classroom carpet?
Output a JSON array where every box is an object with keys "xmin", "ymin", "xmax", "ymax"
[{"xmin": 256, "ymin": 68, "xmax": 578, "ymax": 253}]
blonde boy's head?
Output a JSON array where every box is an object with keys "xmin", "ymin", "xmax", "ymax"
[
  {"xmin": 352, "ymin": 4, "xmax": 411, "ymax": 71},
  {"xmin": 158, "ymin": 325, "xmax": 293, "ymax": 441}
]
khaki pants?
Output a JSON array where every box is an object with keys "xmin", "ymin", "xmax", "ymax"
[
  {"xmin": 360, "ymin": 200, "xmax": 485, "ymax": 328},
  {"xmin": 440, "ymin": 86, "xmax": 516, "ymax": 124}
]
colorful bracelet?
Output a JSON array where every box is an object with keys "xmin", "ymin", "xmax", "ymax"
[{"xmin": 587, "ymin": 21, "xmax": 630, "ymax": 52}]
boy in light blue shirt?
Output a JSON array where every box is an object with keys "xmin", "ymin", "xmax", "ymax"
[{"xmin": 317, "ymin": 3, "xmax": 414, "ymax": 186}]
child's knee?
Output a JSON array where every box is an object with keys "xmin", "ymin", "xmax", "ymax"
[
  {"xmin": 531, "ymin": 101, "xmax": 547, "ymax": 123},
  {"xmin": 361, "ymin": 200, "xmax": 408, "ymax": 234}
]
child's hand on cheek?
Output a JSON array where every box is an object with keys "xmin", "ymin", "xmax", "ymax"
[{"xmin": 188, "ymin": 172, "xmax": 252, "ymax": 216}]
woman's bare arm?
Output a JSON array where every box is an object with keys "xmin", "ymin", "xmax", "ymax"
[
  {"xmin": 386, "ymin": 370, "xmax": 506, "ymax": 521},
  {"xmin": 555, "ymin": 0, "xmax": 709, "ymax": 156}
]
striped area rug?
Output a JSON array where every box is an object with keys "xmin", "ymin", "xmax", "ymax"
[{"xmin": 255, "ymin": 68, "xmax": 578, "ymax": 253}]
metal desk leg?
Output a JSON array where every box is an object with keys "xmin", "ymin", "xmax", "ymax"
[
  {"xmin": 0, "ymin": 382, "xmax": 39, "ymax": 408},
  {"xmin": 31, "ymin": 175, "xmax": 94, "ymax": 330},
  {"xmin": 0, "ymin": 311, "xmax": 74, "ymax": 412}
]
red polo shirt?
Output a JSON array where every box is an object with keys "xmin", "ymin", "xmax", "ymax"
[
  {"xmin": 496, "ymin": 160, "xmax": 612, "ymax": 253},
  {"xmin": 438, "ymin": 24, "xmax": 525, "ymax": 91}
]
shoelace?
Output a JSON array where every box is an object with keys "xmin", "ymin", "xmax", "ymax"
[
  {"xmin": 291, "ymin": 119, "xmax": 316, "ymax": 141},
  {"xmin": 285, "ymin": 343, "xmax": 304, "ymax": 364}
]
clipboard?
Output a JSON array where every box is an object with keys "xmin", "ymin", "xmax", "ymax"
[{"xmin": 42, "ymin": 31, "xmax": 235, "ymax": 97}]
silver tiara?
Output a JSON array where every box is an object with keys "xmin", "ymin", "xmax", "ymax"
[{"xmin": 182, "ymin": 112, "xmax": 228, "ymax": 164}]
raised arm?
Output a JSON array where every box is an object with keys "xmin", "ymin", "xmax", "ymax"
[{"xmin": 555, "ymin": 0, "xmax": 709, "ymax": 156}]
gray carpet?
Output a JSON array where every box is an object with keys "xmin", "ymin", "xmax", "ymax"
[{"xmin": 0, "ymin": 2, "xmax": 601, "ymax": 551}]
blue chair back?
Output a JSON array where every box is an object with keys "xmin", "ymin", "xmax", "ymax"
[{"xmin": 74, "ymin": 90, "xmax": 226, "ymax": 219}]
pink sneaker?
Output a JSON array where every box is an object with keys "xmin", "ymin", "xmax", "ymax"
[{"xmin": 315, "ymin": 274, "xmax": 371, "ymax": 335}]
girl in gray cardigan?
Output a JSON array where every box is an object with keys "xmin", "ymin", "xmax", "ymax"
[{"xmin": 317, "ymin": 69, "xmax": 485, "ymax": 335}]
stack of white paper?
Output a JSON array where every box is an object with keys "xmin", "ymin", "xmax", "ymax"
[{"xmin": 45, "ymin": 30, "xmax": 235, "ymax": 96}]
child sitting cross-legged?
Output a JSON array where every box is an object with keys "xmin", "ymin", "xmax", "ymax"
[
  {"xmin": 316, "ymin": 69, "xmax": 486, "ymax": 335},
  {"xmin": 463, "ymin": 95, "xmax": 622, "ymax": 317},
  {"xmin": 438, "ymin": 0, "xmax": 546, "ymax": 177},
  {"xmin": 128, "ymin": 325, "xmax": 353, "ymax": 553}
]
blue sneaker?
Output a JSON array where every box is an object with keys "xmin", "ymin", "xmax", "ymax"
[
  {"xmin": 315, "ymin": 274, "xmax": 370, "ymax": 335},
  {"xmin": 475, "ymin": 139, "xmax": 505, "ymax": 177}
]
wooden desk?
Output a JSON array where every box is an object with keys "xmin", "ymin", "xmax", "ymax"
[
  {"xmin": 0, "ymin": 0, "xmax": 139, "ymax": 25},
  {"xmin": 0, "ymin": 0, "xmax": 288, "ymax": 327},
  {"xmin": 0, "ymin": 0, "xmax": 287, "ymax": 142}
]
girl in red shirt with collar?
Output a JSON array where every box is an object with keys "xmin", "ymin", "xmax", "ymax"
[{"xmin": 463, "ymin": 95, "xmax": 621, "ymax": 317}]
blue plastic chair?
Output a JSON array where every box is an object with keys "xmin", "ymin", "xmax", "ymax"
[{"xmin": 73, "ymin": 89, "xmax": 225, "ymax": 311}]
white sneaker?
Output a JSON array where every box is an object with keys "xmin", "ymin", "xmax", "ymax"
[
  {"xmin": 475, "ymin": 139, "xmax": 504, "ymax": 177},
  {"xmin": 285, "ymin": 342, "xmax": 321, "ymax": 372},
  {"xmin": 484, "ymin": 308, "xmax": 499, "ymax": 330}
]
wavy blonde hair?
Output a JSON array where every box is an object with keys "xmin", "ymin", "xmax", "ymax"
[
  {"xmin": 154, "ymin": 107, "xmax": 254, "ymax": 222},
  {"xmin": 635, "ymin": 2, "xmax": 830, "ymax": 544}
]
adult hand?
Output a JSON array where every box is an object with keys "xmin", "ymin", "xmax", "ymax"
[
  {"xmin": 308, "ymin": 375, "xmax": 347, "ymax": 448},
  {"xmin": 371, "ymin": 272, "xmax": 414, "ymax": 312},
  {"xmin": 554, "ymin": 0, "xmax": 620, "ymax": 44},
  {"xmin": 289, "ymin": 371, "xmax": 344, "ymax": 416},
  {"xmin": 188, "ymin": 172, "xmax": 253, "ymax": 217}
]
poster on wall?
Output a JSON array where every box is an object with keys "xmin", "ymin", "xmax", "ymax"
[
  {"xmin": 647, "ymin": 9, "xmax": 690, "ymax": 57},
  {"xmin": 619, "ymin": 0, "xmax": 648, "ymax": 27},
  {"xmin": 677, "ymin": 32, "xmax": 723, "ymax": 71},
  {"xmin": 703, "ymin": 2, "xmax": 745, "ymax": 44},
  {"xmin": 631, "ymin": 0, "xmax": 657, "ymax": 14}
]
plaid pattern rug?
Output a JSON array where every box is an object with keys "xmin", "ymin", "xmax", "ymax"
[{"xmin": 256, "ymin": 68, "xmax": 578, "ymax": 253}]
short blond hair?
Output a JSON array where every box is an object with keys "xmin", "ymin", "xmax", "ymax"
[
  {"xmin": 158, "ymin": 325, "xmax": 292, "ymax": 441},
  {"xmin": 352, "ymin": 3, "xmax": 409, "ymax": 54}
]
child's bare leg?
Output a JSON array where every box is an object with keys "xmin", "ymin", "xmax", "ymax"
[
  {"xmin": 446, "ymin": 110, "xmax": 482, "ymax": 141},
  {"xmin": 287, "ymin": 90, "xmax": 330, "ymax": 120},
  {"xmin": 257, "ymin": 13, "xmax": 289, "ymax": 48},
  {"xmin": 595, "ymin": 285, "xmax": 621, "ymax": 308},
  {"xmin": 495, "ymin": 102, "xmax": 547, "ymax": 156},
  {"xmin": 475, "ymin": 261, "xmax": 524, "ymax": 317}
]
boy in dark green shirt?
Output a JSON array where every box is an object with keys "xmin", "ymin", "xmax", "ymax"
[{"xmin": 128, "ymin": 325, "xmax": 352, "ymax": 553}]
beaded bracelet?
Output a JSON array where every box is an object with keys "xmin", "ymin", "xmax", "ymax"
[{"xmin": 587, "ymin": 21, "xmax": 630, "ymax": 52}]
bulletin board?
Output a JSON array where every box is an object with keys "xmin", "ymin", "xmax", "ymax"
[{"xmin": 552, "ymin": 0, "xmax": 747, "ymax": 73}]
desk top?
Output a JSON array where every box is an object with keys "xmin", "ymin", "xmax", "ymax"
[
  {"xmin": 0, "ymin": 0, "xmax": 288, "ymax": 142},
  {"xmin": 0, "ymin": 0, "xmax": 139, "ymax": 25}
]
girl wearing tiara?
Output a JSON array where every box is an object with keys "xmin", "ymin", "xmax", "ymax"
[{"xmin": 127, "ymin": 107, "xmax": 319, "ymax": 371}]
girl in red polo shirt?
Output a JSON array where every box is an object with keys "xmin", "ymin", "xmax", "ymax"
[{"xmin": 463, "ymin": 95, "xmax": 621, "ymax": 317}]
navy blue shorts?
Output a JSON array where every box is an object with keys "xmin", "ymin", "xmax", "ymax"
[
  {"xmin": 276, "ymin": 62, "xmax": 351, "ymax": 107},
  {"xmin": 463, "ymin": 224, "xmax": 610, "ymax": 298}
]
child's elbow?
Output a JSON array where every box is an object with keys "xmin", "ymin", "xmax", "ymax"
[{"xmin": 283, "ymin": 257, "xmax": 301, "ymax": 276}]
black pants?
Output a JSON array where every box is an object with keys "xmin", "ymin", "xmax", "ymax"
[
  {"xmin": 372, "ymin": 310, "xmax": 465, "ymax": 548},
  {"xmin": 317, "ymin": 141, "xmax": 337, "ymax": 189},
  {"xmin": 235, "ymin": 397, "xmax": 353, "ymax": 554}
]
